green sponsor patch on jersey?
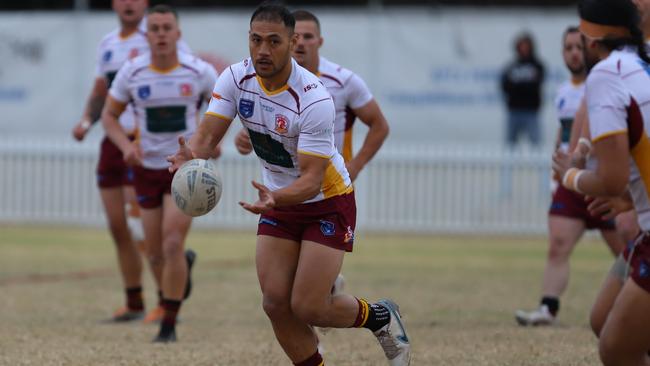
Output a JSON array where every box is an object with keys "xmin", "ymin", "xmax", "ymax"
[
  {"xmin": 560, "ymin": 118, "xmax": 574, "ymax": 144},
  {"xmin": 146, "ymin": 106, "xmax": 187, "ymax": 133},
  {"xmin": 248, "ymin": 129, "xmax": 294, "ymax": 169},
  {"xmin": 106, "ymin": 71, "xmax": 117, "ymax": 89}
]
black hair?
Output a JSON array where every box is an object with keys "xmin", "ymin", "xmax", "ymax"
[
  {"xmin": 148, "ymin": 4, "xmax": 178, "ymax": 21},
  {"xmin": 562, "ymin": 26, "xmax": 580, "ymax": 44},
  {"xmin": 579, "ymin": 0, "xmax": 650, "ymax": 64},
  {"xmin": 250, "ymin": 2, "xmax": 295, "ymax": 33},
  {"xmin": 514, "ymin": 32, "xmax": 536, "ymax": 58},
  {"xmin": 292, "ymin": 10, "xmax": 321, "ymax": 32}
]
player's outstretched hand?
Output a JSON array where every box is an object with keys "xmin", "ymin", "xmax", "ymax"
[
  {"xmin": 235, "ymin": 128, "xmax": 253, "ymax": 155},
  {"xmin": 552, "ymin": 149, "xmax": 571, "ymax": 182},
  {"xmin": 239, "ymin": 181, "xmax": 275, "ymax": 214},
  {"xmin": 167, "ymin": 136, "xmax": 194, "ymax": 173}
]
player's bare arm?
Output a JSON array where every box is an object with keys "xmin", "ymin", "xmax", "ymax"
[
  {"xmin": 72, "ymin": 77, "xmax": 108, "ymax": 141},
  {"xmin": 566, "ymin": 98, "xmax": 590, "ymax": 169},
  {"xmin": 347, "ymin": 99, "xmax": 389, "ymax": 181},
  {"xmin": 553, "ymin": 133, "xmax": 629, "ymax": 197},
  {"xmin": 568, "ymin": 98, "xmax": 587, "ymax": 151},
  {"xmin": 167, "ymin": 113, "xmax": 232, "ymax": 172},
  {"xmin": 239, "ymin": 153, "xmax": 328, "ymax": 214},
  {"xmin": 554, "ymin": 127, "xmax": 562, "ymax": 152},
  {"xmin": 101, "ymin": 95, "xmax": 140, "ymax": 166}
]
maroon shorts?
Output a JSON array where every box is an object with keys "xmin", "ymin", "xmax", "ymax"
[
  {"xmin": 623, "ymin": 232, "xmax": 650, "ymax": 293},
  {"xmin": 96, "ymin": 137, "xmax": 135, "ymax": 188},
  {"xmin": 549, "ymin": 185, "xmax": 616, "ymax": 230},
  {"xmin": 133, "ymin": 166, "xmax": 173, "ymax": 209},
  {"xmin": 257, "ymin": 192, "xmax": 357, "ymax": 252}
]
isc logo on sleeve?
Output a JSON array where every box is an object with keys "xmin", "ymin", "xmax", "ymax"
[{"xmin": 239, "ymin": 99, "xmax": 255, "ymax": 118}]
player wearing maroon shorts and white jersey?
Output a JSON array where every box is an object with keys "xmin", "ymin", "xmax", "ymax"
[
  {"xmin": 102, "ymin": 5, "xmax": 217, "ymax": 343},
  {"xmin": 515, "ymin": 26, "xmax": 625, "ymax": 327},
  {"xmin": 234, "ymin": 10, "xmax": 391, "ymax": 320},
  {"xmin": 552, "ymin": 0, "xmax": 650, "ymax": 363},
  {"xmin": 71, "ymin": 0, "xmax": 180, "ymax": 323},
  {"xmin": 168, "ymin": 4, "xmax": 410, "ymax": 365}
]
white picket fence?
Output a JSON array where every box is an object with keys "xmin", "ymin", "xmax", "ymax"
[{"xmin": 0, "ymin": 139, "xmax": 553, "ymax": 235}]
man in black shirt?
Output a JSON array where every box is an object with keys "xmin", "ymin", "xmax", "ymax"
[{"xmin": 501, "ymin": 32, "xmax": 546, "ymax": 148}]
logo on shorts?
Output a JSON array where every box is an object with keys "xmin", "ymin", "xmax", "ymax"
[
  {"xmin": 102, "ymin": 50, "xmax": 112, "ymax": 63},
  {"xmin": 239, "ymin": 99, "xmax": 255, "ymax": 118},
  {"xmin": 275, "ymin": 114, "xmax": 289, "ymax": 134},
  {"xmin": 259, "ymin": 218, "xmax": 278, "ymax": 226},
  {"xmin": 126, "ymin": 168, "xmax": 135, "ymax": 183},
  {"xmin": 137, "ymin": 195, "xmax": 150, "ymax": 204},
  {"xmin": 138, "ymin": 85, "xmax": 151, "ymax": 100},
  {"xmin": 344, "ymin": 226, "xmax": 354, "ymax": 243},
  {"xmin": 180, "ymin": 83, "xmax": 193, "ymax": 97},
  {"xmin": 639, "ymin": 261, "xmax": 650, "ymax": 278},
  {"xmin": 320, "ymin": 220, "xmax": 336, "ymax": 236}
]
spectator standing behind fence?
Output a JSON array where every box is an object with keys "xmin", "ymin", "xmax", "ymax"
[{"xmin": 501, "ymin": 32, "xmax": 546, "ymax": 148}]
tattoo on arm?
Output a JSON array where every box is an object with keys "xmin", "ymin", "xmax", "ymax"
[{"xmin": 88, "ymin": 95, "xmax": 106, "ymax": 124}]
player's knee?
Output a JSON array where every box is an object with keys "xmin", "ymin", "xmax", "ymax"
[
  {"xmin": 290, "ymin": 300, "xmax": 322, "ymax": 325},
  {"xmin": 161, "ymin": 234, "xmax": 184, "ymax": 260},
  {"xmin": 290, "ymin": 294, "xmax": 327, "ymax": 325},
  {"xmin": 261, "ymin": 293, "xmax": 291, "ymax": 320},
  {"xmin": 548, "ymin": 236, "xmax": 572, "ymax": 260}
]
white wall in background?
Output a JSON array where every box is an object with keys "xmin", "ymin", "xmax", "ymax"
[{"xmin": 0, "ymin": 8, "xmax": 577, "ymax": 149}]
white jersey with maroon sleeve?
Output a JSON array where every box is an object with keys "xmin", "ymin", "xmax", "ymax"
[
  {"xmin": 555, "ymin": 80, "xmax": 585, "ymax": 153},
  {"xmin": 587, "ymin": 48, "xmax": 650, "ymax": 230},
  {"xmin": 206, "ymin": 58, "xmax": 352, "ymax": 203},
  {"xmin": 318, "ymin": 57, "xmax": 373, "ymax": 162},
  {"xmin": 109, "ymin": 51, "xmax": 217, "ymax": 169}
]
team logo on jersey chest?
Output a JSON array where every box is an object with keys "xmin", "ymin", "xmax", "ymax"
[
  {"xmin": 239, "ymin": 99, "xmax": 255, "ymax": 118},
  {"xmin": 128, "ymin": 48, "xmax": 139, "ymax": 59},
  {"xmin": 102, "ymin": 50, "xmax": 112, "ymax": 63},
  {"xmin": 275, "ymin": 114, "xmax": 289, "ymax": 134},
  {"xmin": 138, "ymin": 85, "xmax": 151, "ymax": 100},
  {"xmin": 179, "ymin": 83, "xmax": 193, "ymax": 97}
]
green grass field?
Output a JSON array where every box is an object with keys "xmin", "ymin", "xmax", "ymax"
[{"xmin": 0, "ymin": 225, "xmax": 614, "ymax": 365}]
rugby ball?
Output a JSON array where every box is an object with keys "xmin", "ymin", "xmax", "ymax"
[{"xmin": 171, "ymin": 159, "xmax": 222, "ymax": 217}]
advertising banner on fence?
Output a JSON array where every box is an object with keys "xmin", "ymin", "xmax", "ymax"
[{"xmin": 0, "ymin": 8, "xmax": 577, "ymax": 148}]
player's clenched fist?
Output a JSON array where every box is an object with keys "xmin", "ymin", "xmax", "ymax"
[{"xmin": 235, "ymin": 128, "xmax": 253, "ymax": 155}]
